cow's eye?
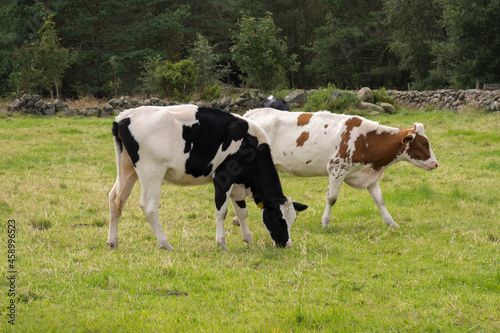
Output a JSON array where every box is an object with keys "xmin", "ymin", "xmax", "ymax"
[{"xmin": 421, "ymin": 141, "xmax": 428, "ymax": 148}]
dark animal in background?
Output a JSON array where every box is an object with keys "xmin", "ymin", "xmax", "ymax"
[{"xmin": 260, "ymin": 95, "xmax": 290, "ymax": 111}]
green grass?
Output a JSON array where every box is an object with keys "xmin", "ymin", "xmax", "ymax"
[{"xmin": 0, "ymin": 110, "xmax": 499, "ymax": 332}]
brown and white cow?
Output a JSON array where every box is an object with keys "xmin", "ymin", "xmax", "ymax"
[
  {"xmin": 108, "ymin": 105, "xmax": 307, "ymax": 250},
  {"xmin": 232, "ymin": 108, "xmax": 438, "ymax": 228}
]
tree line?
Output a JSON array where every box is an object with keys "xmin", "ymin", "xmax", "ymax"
[{"xmin": 1, "ymin": 0, "xmax": 499, "ymax": 99}]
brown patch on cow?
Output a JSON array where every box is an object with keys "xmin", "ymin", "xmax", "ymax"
[
  {"xmin": 296, "ymin": 131, "xmax": 310, "ymax": 147},
  {"xmin": 351, "ymin": 129, "xmax": 412, "ymax": 171},
  {"xmin": 324, "ymin": 124, "xmax": 328, "ymax": 128},
  {"xmin": 306, "ymin": 160, "xmax": 312, "ymax": 164},
  {"xmin": 407, "ymin": 134, "xmax": 432, "ymax": 161},
  {"xmin": 297, "ymin": 113, "xmax": 313, "ymax": 126},
  {"xmin": 337, "ymin": 117, "xmax": 363, "ymax": 159}
]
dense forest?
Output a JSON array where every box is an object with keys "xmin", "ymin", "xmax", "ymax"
[{"xmin": 1, "ymin": 0, "xmax": 499, "ymax": 99}]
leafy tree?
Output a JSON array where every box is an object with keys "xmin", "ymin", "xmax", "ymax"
[
  {"xmin": 138, "ymin": 55, "xmax": 163, "ymax": 97},
  {"xmin": 189, "ymin": 33, "xmax": 230, "ymax": 87},
  {"xmin": 384, "ymin": 0, "xmax": 447, "ymax": 88},
  {"xmin": 431, "ymin": 0, "xmax": 500, "ymax": 88},
  {"xmin": 230, "ymin": 12, "xmax": 299, "ymax": 91},
  {"xmin": 0, "ymin": 0, "xmax": 48, "ymax": 95},
  {"xmin": 306, "ymin": 0, "xmax": 401, "ymax": 89},
  {"xmin": 48, "ymin": 0, "xmax": 189, "ymax": 96},
  {"xmin": 9, "ymin": 16, "xmax": 77, "ymax": 98}
]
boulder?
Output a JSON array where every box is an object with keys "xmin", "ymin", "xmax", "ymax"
[
  {"xmin": 377, "ymin": 102, "xmax": 396, "ymax": 114},
  {"xmin": 108, "ymin": 98, "xmax": 120, "ymax": 108},
  {"xmin": 103, "ymin": 103, "xmax": 114, "ymax": 112},
  {"xmin": 357, "ymin": 102, "xmax": 384, "ymax": 113},
  {"xmin": 357, "ymin": 87, "xmax": 374, "ymax": 104},
  {"xmin": 285, "ymin": 90, "xmax": 307, "ymax": 106}
]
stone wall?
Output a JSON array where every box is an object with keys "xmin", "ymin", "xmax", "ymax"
[
  {"xmin": 3, "ymin": 88, "xmax": 499, "ymax": 116},
  {"xmin": 386, "ymin": 89, "xmax": 500, "ymax": 112}
]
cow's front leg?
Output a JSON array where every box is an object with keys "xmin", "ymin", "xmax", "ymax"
[
  {"xmin": 367, "ymin": 182, "xmax": 399, "ymax": 227},
  {"xmin": 215, "ymin": 199, "xmax": 229, "ymax": 250},
  {"xmin": 214, "ymin": 175, "xmax": 235, "ymax": 250},
  {"xmin": 230, "ymin": 184, "xmax": 252, "ymax": 244},
  {"xmin": 231, "ymin": 198, "xmax": 252, "ymax": 244}
]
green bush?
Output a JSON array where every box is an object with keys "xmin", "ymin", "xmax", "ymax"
[
  {"xmin": 200, "ymin": 83, "xmax": 222, "ymax": 101},
  {"xmin": 373, "ymin": 88, "xmax": 395, "ymax": 104},
  {"xmin": 303, "ymin": 84, "xmax": 336, "ymax": 112},
  {"xmin": 304, "ymin": 84, "xmax": 361, "ymax": 112},
  {"xmin": 156, "ymin": 59, "xmax": 197, "ymax": 101}
]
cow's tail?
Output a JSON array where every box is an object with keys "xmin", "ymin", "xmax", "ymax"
[{"xmin": 112, "ymin": 121, "xmax": 125, "ymax": 217}]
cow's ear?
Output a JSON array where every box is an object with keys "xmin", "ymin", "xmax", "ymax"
[
  {"xmin": 254, "ymin": 196, "xmax": 266, "ymax": 209},
  {"xmin": 401, "ymin": 130, "xmax": 416, "ymax": 145},
  {"xmin": 293, "ymin": 202, "xmax": 308, "ymax": 213}
]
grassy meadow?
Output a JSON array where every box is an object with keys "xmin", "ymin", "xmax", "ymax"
[{"xmin": 0, "ymin": 109, "xmax": 499, "ymax": 332}]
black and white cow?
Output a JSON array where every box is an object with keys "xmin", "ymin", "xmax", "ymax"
[
  {"xmin": 260, "ymin": 95, "xmax": 290, "ymax": 111},
  {"xmin": 108, "ymin": 105, "xmax": 307, "ymax": 250},
  {"xmin": 233, "ymin": 108, "xmax": 438, "ymax": 228}
]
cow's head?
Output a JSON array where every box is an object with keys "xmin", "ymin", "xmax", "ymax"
[
  {"xmin": 256, "ymin": 197, "xmax": 308, "ymax": 247},
  {"xmin": 402, "ymin": 123, "xmax": 439, "ymax": 171}
]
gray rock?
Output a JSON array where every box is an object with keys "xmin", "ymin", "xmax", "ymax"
[
  {"xmin": 285, "ymin": 90, "xmax": 307, "ymax": 106},
  {"xmin": 62, "ymin": 108, "xmax": 78, "ymax": 116},
  {"xmin": 377, "ymin": 102, "xmax": 396, "ymax": 114},
  {"xmin": 357, "ymin": 87, "xmax": 374, "ymax": 104},
  {"xmin": 358, "ymin": 102, "xmax": 384, "ymax": 113},
  {"xmin": 45, "ymin": 107, "xmax": 56, "ymax": 115},
  {"xmin": 34, "ymin": 100, "xmax": 46, "ymax": 109},
  {"xmin": 109, "ymin": 98, "xmax": 119, "ymax": 108},
  {"xmin": 220, "ymin": 96, "xmax": 230, "ymax": 108},
  {"xmin": 103, "ymin": 103, "xmax": 113, "ymax": 112}
]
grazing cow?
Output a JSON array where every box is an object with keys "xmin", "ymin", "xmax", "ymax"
[
  {"xmin": 108, "ymin": 105, "xmax": 307, "ymax": 250},
  {"xmin": 260, "ymin": 95, "xmax": 290, "ymax": 111},
  {"xmin": 233, "ymin": 108, "xmax": 438, "ymax": 228}
]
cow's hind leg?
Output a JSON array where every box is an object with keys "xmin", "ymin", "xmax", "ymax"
[
  {"xmin": 137, "ymin": 163, "xmax": 173, "ymax": 250},
  {"xmin": 367, "ymin": 182, "xmax": 399, "ymax": 227},
  {"xmin": 108, "ymin": 153, "xmax": 138, "ymax": 248},
  {"xmin": 321, "ymin": 169, "xmax": 347, "ymax": 227}
]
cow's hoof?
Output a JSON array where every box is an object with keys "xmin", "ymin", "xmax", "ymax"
[
  {"xmin": 386, "ymin": 221, "xmax": 399, "ymax": 228},
  {"xmin": 242, "ymin": 237, "xmax": 253, "ymax": 244},
  {"xmin": 217, "ymin": 243, "xmax": 228, "ymax": 250},
  {"xmin": 107, "ymin": 241, "xmax": 118, "ymax": 249},
  {"xmin": 159, "ymin": 240, "xmax": 174, "ymax": 250},
  {"xmin": 232, "ymin": 217, "xmax": 240, "ymax": 227}
]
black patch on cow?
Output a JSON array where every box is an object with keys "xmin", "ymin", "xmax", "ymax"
[
  {"xmin": 236, "ymin": 200, "xmax": 246, "ymax": 209},
  {"xmin": 112, "ymin": 121, "xmax": 123, "ymax": 152},
  {"xmin": 181, "ymin": 107, "xmax": 295, "ymax": 247},
  {"xmin": 183, "ymin": 108, "xmax": 248, "ymax": 178},
  {"xmin": 117, "ymin": 117, "xmax": 140, "ymax": 167},
  {"xmin": 260, "ymin": 97, "xmax": 290, "ymax": 111},
  {"xmin": 261, "ymin": 198, "xmax": 289, "ymax": 247}
]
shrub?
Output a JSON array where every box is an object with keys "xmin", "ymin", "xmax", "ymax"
[
  {"xmin": 156, "ymin": 59, "xmax": 197, "ymax": 100},
  {"xmin": 304, "ymin": 84, "xmax": 361, "ymax": 112},
  {"xmin": 373, "ymin": 88, "xmax": 395, "ymax": 104},
  {"xmin": 200, "ymin": 83, "xmax": 222, "ymax": 101},
  {"xmin": 303, "ymin": 84, "xmax": 336, "ymax": 112}
]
